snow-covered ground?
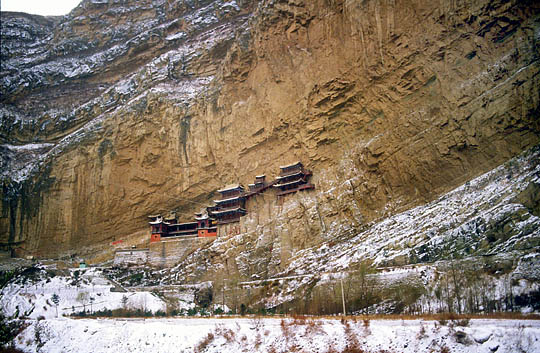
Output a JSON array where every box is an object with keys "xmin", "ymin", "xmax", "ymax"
[
  {"xmin": 12, "ymin": 317, "xmax": 540, "ymax": 353},
  {"xmin": 1, "ymin": 267, "xmax": 165, "ymax": 319},
  {"xmin": 3, "ymin": 263, "xmax": 539, "ymax": 352}
]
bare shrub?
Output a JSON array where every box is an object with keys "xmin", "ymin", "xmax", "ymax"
[
  {"xmin": 250, "ymin": 317, "xmax": 264, "ymax": 331},
  {"xmin": 194, "ymin": 332, "xmax": 215, "ymax": 353},
  {"xmin": 214, "ymin": 324, "xmax": 236, "ymax": 343},
  {"xmin": 342, "ymin": 344, "xmax": 367, "ymax": 353},
  {"xmin": 416, "ymin": 322, "xmax": 427, "ymax": 339},
  {"xmin": 280, "ymin": 319, "xmax": 292, "ymax": 342},
  {"xmin": 287, "ymin": 343, "xmax": 301, "ymax": 351},
  {"xmin": 267, "ymin": 345, "xmax": 278, "ymax": 353},
  {"xmin": 254, "ymin": 332, "xmax": 263, "ymax": 349},
  {"xmin": 34, "ymin": 322, "xmax": 50, "ymax": 350},
  {"xmin": 305, "ymin": 318, "xmax": 324, "ymax": 336},
  {"xmin": 360, "ymin": 318, "xmax": 371, "ymax": 336},
  {"xmin": 342, "ymin": 319, "xmax": 362, "ymax": 351},
  {"xmin": 454, "ymin": 318, "xmax": 470, "ymax": 327}
]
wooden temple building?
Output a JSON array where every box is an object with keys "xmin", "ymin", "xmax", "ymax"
[
  {"xmin": 149, "ymin": 162, "xmax": 314, "ymax": 242},
  {"xmin": 207, "ymin": 184, "xmax": 247, "ymax": 224},
  {"xmin": 274, "ymin": 162, "xmax": 314, "ymax": 196},
  {"xmin": 149, "ymin": 211, "xmax": 217, "ymax": 242}
]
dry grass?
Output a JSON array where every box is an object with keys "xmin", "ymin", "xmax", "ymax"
[
  {"xmin": 314, "ymin": 312, "xmax": 540, "ymax": 321},
  {"xmin": 194, "ymin": 332, "xmax": 214, "ymax": 353},
  {"xmin": 214, "ymin": 324, "xmax": 236, "ymax": 343},
  {"xmin": 416, "ymin": 322, "xmax": 427, "ymax": 339},
  {"xmin": 254, "ymin": 332, "xmax": 263, "ymax": 349},
  {"xmin": 323, "ymin": 347, "xmax": 340, "ymax": 353},
  {"xmin": 305, "ymin": 317, "xmax": 325, "ymax": 335},
  {"xmin": 280, "ymin": 319, "xmax": 293, "ymax": 341},
  {"xmin": 266, "ymin": 345, "xmax": 278, "ymax": 353},
  {"xmin": 341, "ymin": 319, "xmax": 363, "ymax": 352}
]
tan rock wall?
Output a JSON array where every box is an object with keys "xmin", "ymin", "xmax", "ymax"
[{"xmin": 1, "ymin": 0, "xmax": 539, "ymax": 263}]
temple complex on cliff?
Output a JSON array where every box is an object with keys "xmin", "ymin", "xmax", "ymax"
[{"xmin": 149, "ymin": 162, "xmax": 314, "ymax": 241}]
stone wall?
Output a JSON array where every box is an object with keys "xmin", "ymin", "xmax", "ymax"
[
  {"xmin": 148, "ymin": 236, "xmax": 214, "ymax": 268},
  {"xmin": 113, "ymin": 249, "xmax": 149, "ymax": 267}
]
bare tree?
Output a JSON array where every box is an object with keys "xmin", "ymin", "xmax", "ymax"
[
  {"xmin": 76, "ymin": 291, "xmax": 89, "ymax": 312},
  {"xmin": 51, "ymin": 293, "xmax": 60, "ymax": 317},
  {"xmin": 121, "ymin": 295, "xmax": 129, "ymax": 309},
  {"xmin": 89, "ymin": 297, "xmax": 95, "ymax": 314}
]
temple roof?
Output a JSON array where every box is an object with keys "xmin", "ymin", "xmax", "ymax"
[
  {"xmin": 217, "ymin": 183, "xmax": 244, "ymax": 193},
  {"xmin": 149, "ymin": 220, "xmax": 170, "ymax": 225},
  {"xmin": 275, "ymin": 170, "xmax": 304, "ymax": 180},
  {"xmin": 274, "ymin": 179, "xmax": 305, "ymax": 188},
  {"xmin": 279, "ymin": 161, "xmax": 302, "ymax": 169},
  {"xmin": 214, "ymin": 195, "xmax": 244, "ymax": 203},
  {"xmin": 209, "ymin": 207, "xmax": 246, "ymax": 215}
]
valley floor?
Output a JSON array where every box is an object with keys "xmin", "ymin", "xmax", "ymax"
[{"xmin": 13, "ymin": 317, "xmax": 540, "ymax": 353}]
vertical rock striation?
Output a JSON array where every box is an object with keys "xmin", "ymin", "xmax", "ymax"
[{"xmin": 0, "ymin": 0, "xmax": 539, "ymax": 261}]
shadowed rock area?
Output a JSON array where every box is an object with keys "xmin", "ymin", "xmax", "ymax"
[{"xmin": 1, "ymin": 0, "xmax": 539, "ymax": 267}]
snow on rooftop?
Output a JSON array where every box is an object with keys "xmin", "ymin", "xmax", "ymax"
[
  {"xmin": 217, "ymin": 184, "xmax": 243, "ymax": 193},
  {"xmin": 279, "ymin": 161, "xmax": 302, "ymax": 169}
]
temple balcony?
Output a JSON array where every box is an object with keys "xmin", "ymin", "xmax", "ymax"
[
  {"xmin": 276, "ymin": 183, "xmax": 315, "ymax": 196},
  {"xmin": 210, "ymin": 207, "xmax": 247, "ymax": 216},
  {"xmin": 216, "ymin": 217, "xmax": 241, "ymax": 225}
]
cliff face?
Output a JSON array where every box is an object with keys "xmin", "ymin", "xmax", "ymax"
[{"xmin": 1, "ymin": 0, "xmax": 539, "ymax": 260}]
